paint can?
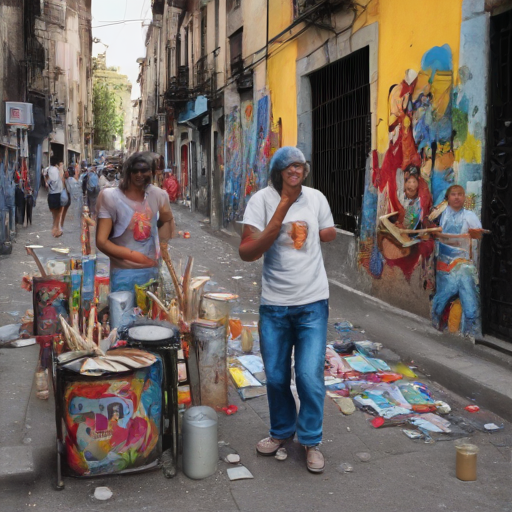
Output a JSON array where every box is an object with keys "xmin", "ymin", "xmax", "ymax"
[
  {"xmin": 108, "ymin": 291, "xmax": 135, "ymax": 330},
  {"xmin": 182, "ymin": 406, "xmax": 218, "ymax": 479}
]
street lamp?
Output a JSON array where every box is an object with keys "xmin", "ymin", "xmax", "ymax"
[{"xmin": 92, "ymin": 37, "xmax": 109, "ymax": 50}]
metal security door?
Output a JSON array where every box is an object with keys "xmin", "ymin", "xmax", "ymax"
[
  {"xmin": 482, "ymin": 9, "xmax": 512, "ymax": 342},
  {"xmin": 309, "ymin": 46, "xmax": 371, "ymax": 233}
]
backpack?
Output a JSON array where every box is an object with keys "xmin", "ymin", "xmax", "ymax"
[{"xmin": 87, "ymin": 172, "xmax": 99, "ymax": 194}]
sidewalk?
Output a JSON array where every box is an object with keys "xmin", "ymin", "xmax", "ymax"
[
  {"xmin": 0, "ymin": 199, "xmax": 511, "ymax": 511},
  {"xmin": 0, "ymin": 189, "xmax": 81, "ymax": 487}
]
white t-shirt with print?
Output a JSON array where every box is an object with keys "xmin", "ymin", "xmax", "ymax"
[
  {"xmin": 242, "ymin": 185, "xmax": 334, "ymax": 306},
  {"xmin": 46, "ymin": 165, "xmax": 63, "ymax": 194},
  {"xmin": 96, "ymin": 185, "xmax": 169, "ymax": 269}
]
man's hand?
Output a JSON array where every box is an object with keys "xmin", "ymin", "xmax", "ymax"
[
  {"xmin": 130, "ymin": 251, "xmax": 158, "ymax": 267},
  {"xmin": 468, "ymin": 228, "xmax": 484, "ymax": 240},
  {"xmin": 280, "ymin": 180, "xmax": 302, "ymax": 207}
]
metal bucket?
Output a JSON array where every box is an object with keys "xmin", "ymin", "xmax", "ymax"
[{"xmin": 182, "ymin": 406, "xmax": 218, "ymax": 479}]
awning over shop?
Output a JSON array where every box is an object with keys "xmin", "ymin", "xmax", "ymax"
[{"xmin": 178, "ymin": 96, "xmax": 208, "ymax": 124}]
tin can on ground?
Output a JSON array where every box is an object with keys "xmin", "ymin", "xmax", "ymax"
[
  {"xmin": 182, "ymin": 406, "xmax": 218, "ymax": 479},
  {"xmin": 455, "ymin": 440, "xmax": 479, "ymax": 481}
]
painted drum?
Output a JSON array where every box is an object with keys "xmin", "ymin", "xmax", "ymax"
[{"xmin": 60, "ymin": 356, "xmax": 163, "ymax": 477}]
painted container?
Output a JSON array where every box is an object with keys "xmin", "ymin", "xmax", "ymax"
[
  {"xmin": 182, "ymin": 406, "xmax": 218, "ymax": 480},
  {"xmin": 33, "ymin": 275, "xmax": 70, "ymax": 336},
  {"xmin": 60, "ymin": 357, "xmax": 163, "ymax": 477},
  {"xmin": 109, "ymin": 291, "xmax": 135, "ymax": 330}
]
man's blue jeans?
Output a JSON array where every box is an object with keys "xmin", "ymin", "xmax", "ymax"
[{"xmin": 259, "ymin": 299, "xmax": 328, "ymax": 446}]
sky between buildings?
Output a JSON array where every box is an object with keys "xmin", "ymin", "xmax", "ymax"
[{"xmin": 92, "ymin": 0, "xmax": 151, "ymax": 99}]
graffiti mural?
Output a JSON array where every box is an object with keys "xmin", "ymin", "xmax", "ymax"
[
  {"xmin": 254, "ymin": 95, "xmax": 272, "ymax": 192},
  {"xmin": 359, "ymin": 44, "xmax": 485, "ymax": 336},
  {"xmin": 224, "ymin": 106, "xmax": 242, "ymax": 224},
  {"xmin": 223, "ymin": 94, "xmax": 277, "ymax": 226},
  {"xmin": 241, "ymin": 100, "xmax": 257, "ymax": 199}
]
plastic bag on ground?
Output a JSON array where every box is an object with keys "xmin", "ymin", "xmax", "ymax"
[{"xmin": 0, "ymin": 324, "xmax": 21, "ymax": 345}]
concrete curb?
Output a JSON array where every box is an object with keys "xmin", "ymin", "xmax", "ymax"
[{"xmin": 0, "ymin": 446, "xmax": 34, "ymax": 485}]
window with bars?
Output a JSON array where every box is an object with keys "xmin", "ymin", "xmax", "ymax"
[{"xmin": 310, "ymin": 46, "xmax": 371, "ymax": 233}]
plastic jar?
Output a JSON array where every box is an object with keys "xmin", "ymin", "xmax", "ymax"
[{"xmin": 455, "ymin": 440, "xmax": 479, "ymax": 481}]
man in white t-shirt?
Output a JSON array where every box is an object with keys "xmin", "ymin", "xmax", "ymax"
[{"xmin": 240, "ymin": 146, "xmax": 336, "ymax": 473}]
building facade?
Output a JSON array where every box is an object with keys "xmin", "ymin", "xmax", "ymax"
[
  {"xmin": 0, "ymin": 0, "xmax": 92, "ymax": 254},
  {"xmin": 137, "ymin": 0, "xmax": 512, "ymax": 344},
  {"xmin": 28, "ymin": 0, "xmax": 94, "ymax": 168}
]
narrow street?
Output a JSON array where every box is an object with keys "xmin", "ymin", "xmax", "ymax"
[
  {"xmin": 0, "ymin": 192, "xmax": 511, "ymax": 512},
  {"xmin": 1, "ymin": 0, "xmax": 512, "ymax": 510}
]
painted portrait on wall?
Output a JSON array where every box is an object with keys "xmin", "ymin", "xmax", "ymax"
[{"xmin": 358, "ymin": 44, "xmax": 486, "ymax": 336}]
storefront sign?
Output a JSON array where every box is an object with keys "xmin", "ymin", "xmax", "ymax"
[{"xmin": 5, "ymin": 102, "xmax": 34, "ymax": 126}]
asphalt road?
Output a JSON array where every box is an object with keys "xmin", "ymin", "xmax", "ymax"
[{"xmin": 0, "ymin": 191, "xmax": 511, "ymax": 512}]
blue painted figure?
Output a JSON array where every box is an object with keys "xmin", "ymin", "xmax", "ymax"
[{"xmin": 431, "ymin": 185, "xmax": 484, "ymax": 335}]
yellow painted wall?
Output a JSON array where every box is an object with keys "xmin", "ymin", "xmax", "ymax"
[
  {"xmin": 266, "ymin": 0, "xmax": 462, "ymax": 151},
  {"xmin": 267, "ymin": 0, "xmax": 297, "ymax": 146},
  {"xmin": 373, "ymin": 0, "xmax": 462, "ymax": 152}
]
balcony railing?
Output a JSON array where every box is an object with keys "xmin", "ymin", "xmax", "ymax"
[
  {"xmin": 165, "ymin": 66, "xmax": 191, "ymax": 103},
  {"xmin": 196, "ymin": 55, "xmax": 208, "ymax": 84},
  {"xmin": 230, "ymin": 54, "xmax": 243, "ymax": 77}
]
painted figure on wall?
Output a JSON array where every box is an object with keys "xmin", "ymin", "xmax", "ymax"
[
  {"xmin": 429, "ymin": 185, "xmax": 484, "ymax": 335},
  {"xmin": 224, "ymin": 106, "xmax": 242, "ymax": 224},
  {"xmin": 370, "ymin": 45, "xmax": 457, "ymax": 281},
  {"xmin": 359, "ymin": 43, "xmax": 485, "ymax": 336}
]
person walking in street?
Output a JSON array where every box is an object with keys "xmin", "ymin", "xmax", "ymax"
[
  {"xmin": 95, "ymin": 152, "xmax": 176, "ymax": 293},
  {"xmin": 60, "ymin": 164, "xmax": 73, "ymax": 229},
  {"xmin": 43, "ymin": 158, "xmax": 64, "ymax": 237},
  {"xmin": 98, "ymin": 167, "xmax": 116, "ymax": 190},
  {"xmin": 239, "ymin": 146, "xmax": 336, "ymax": 474},
  {"xmin": 65, "ymin": 167, "xmax": 82, "ymax": 222},
  {"xmin": 85, "ymin": 166, "xmax": 100, "ymax": 220}
]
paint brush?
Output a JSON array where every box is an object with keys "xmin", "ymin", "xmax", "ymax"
[
  {"xmin": 160, "ymin": 242, "xmax": 184, "ymax": 311},
  {"xmin": 182, "ymin": 256, "xmax": 194, "ymax": 322},
  {"xmin": 146, "ymin": 290, "xmax": 172, "ymax": 322},
  {"xmin": 25, "ymin": 245, "xmax": 47, "ymax": 277}
]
